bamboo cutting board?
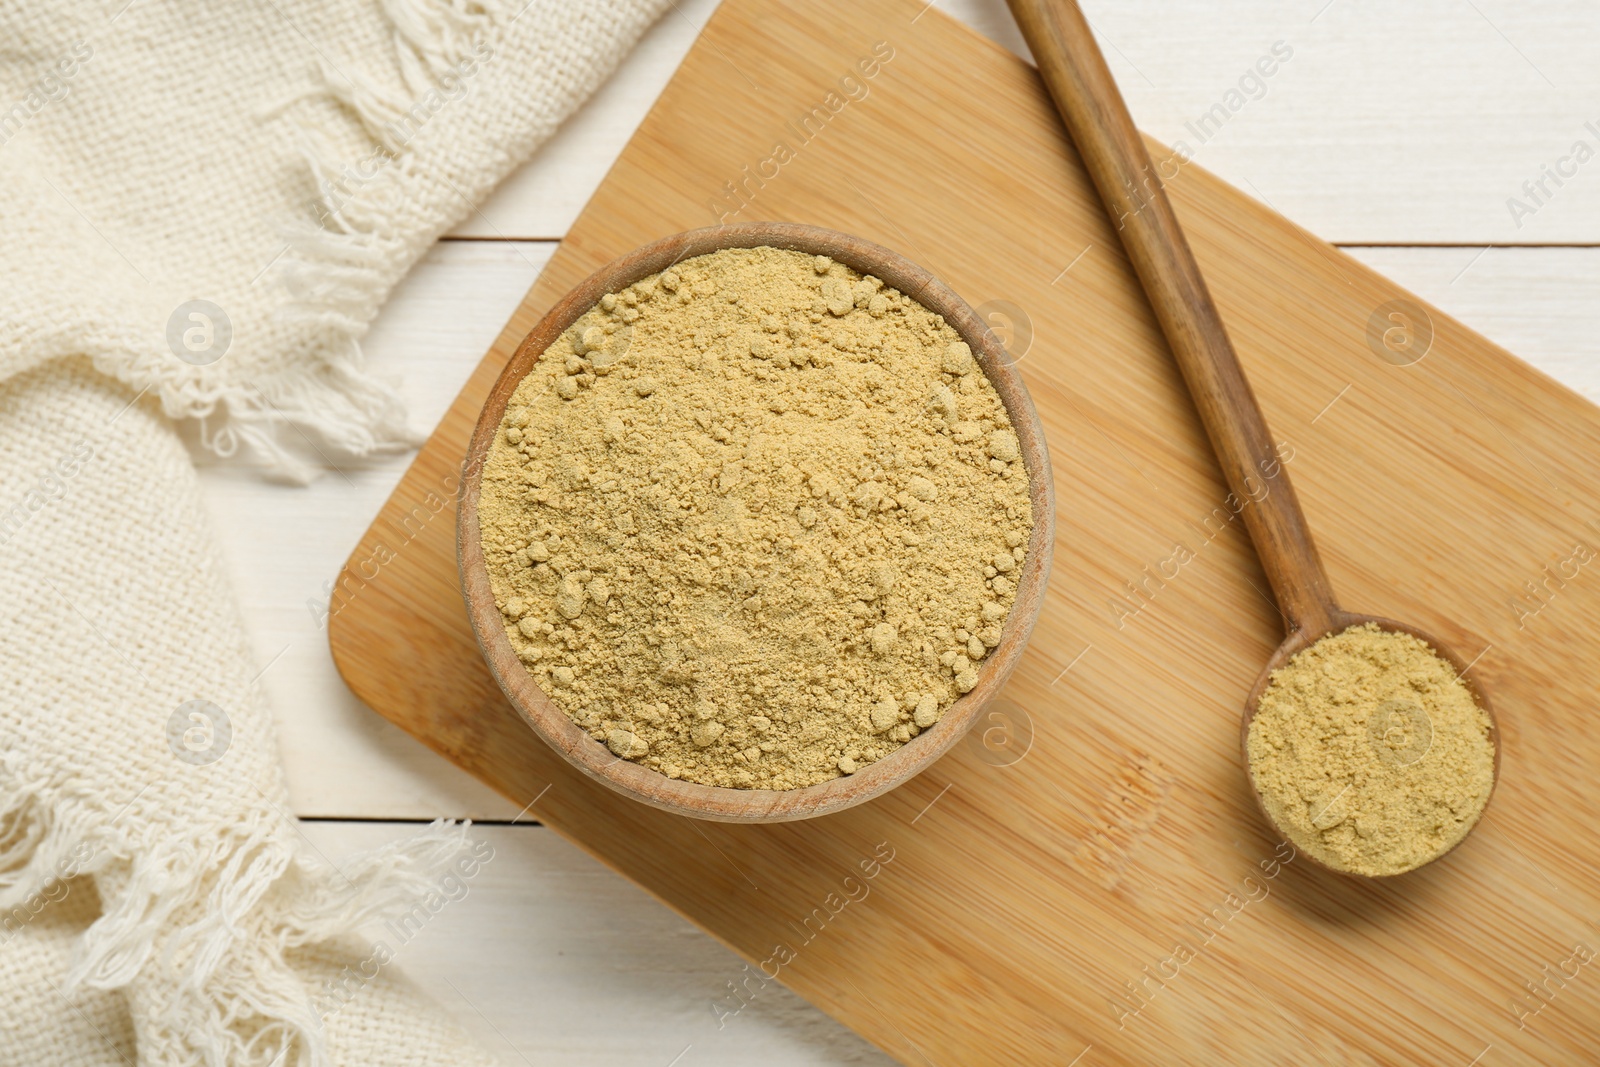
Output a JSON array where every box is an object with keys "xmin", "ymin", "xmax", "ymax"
[{"xmin": 330, "ymin": 0, "xmax": 1600, "ymax": 1062}]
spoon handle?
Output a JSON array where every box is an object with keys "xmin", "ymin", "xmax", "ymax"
[{"xmin": 1008, "ymin": 0, "xmax": 1339, "ymax": 637}]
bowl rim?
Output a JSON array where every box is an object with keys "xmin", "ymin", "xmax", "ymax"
[{"xmin": 458, "ymin": 221, "xmax": 1055, "ymax": 822}]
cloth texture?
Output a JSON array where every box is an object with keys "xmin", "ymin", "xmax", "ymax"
[{"xmin": 0, "ymin": 0, "xmax": 668, "ymax": 1063}]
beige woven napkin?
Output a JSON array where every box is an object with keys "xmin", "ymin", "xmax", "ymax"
[{"xmin": 0, "ymin": 0, "xmax": 667, "ymax": 1063}]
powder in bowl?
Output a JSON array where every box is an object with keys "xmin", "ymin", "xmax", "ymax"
[
  {"xmin": 1245, "ymin": 623, "xmax": 1495, "ymax": 876},
  {"xmin": 476, "ymin": 246, "xmax": 1035, "ymax": 790}
]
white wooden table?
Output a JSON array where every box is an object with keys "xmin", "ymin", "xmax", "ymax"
[{"xmin": 198, "ymin": 1, "xmax": 1600, "ymax": 1061}]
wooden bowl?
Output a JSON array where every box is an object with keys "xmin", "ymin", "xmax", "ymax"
[{"xmin": 458, "ymin": 222, "xmax": 1054, "ymax": 822}]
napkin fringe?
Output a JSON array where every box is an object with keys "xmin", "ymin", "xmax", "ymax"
[
  {"xmin": 2, "ymin": 770, "xmax": 483, "ymax": 1067},
  {"xmin": 193, "ymin": 0, "xmax": 512, "ymax": 483}
]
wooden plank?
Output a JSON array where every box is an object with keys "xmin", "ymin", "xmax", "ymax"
[
  {"xmin": 300, "ymin": 821, "xmax": 892, "ymax": 1065},
  {"xmin": 1347, "ymin": 245, "xmax": 1600, "ymax": 406},
  {"xmin": 197, "ymin": 240, "xmax": 552, "ymax": 821},
  {"xmin": 456, "ymin": 0, "xmax": 1600, "ymax": 244},
  {"xmin": 327, "ymin": 1, "xmax": 1600, "ymax": 1062}
]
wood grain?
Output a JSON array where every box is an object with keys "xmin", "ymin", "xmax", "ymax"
[
  {"xmin": 458, "ymin": 222, "xmax": 1054, "ymax": 822},
  {"xmin": 331, "ymin": 0, "xmax": 1600, "ymax": 1061}
]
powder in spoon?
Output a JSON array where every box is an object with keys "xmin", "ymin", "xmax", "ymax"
[
  {"xmin": 476, "ymin": 246, "xmax": 1035, "ymax": 789},
  {"xmin": 1245, "ymin": 623, "xmax": 1495, "ymax": 876}
]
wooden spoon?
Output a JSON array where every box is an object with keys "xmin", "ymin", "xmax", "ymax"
[{"xmin": 1007, "ymin": 0, "xmax": 1499, "ymax": 875}]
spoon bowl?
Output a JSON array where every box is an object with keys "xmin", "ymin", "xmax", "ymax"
[{"xmin": 1241, "ymin": 612, "xmax": 1501, "ymax": 877}]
